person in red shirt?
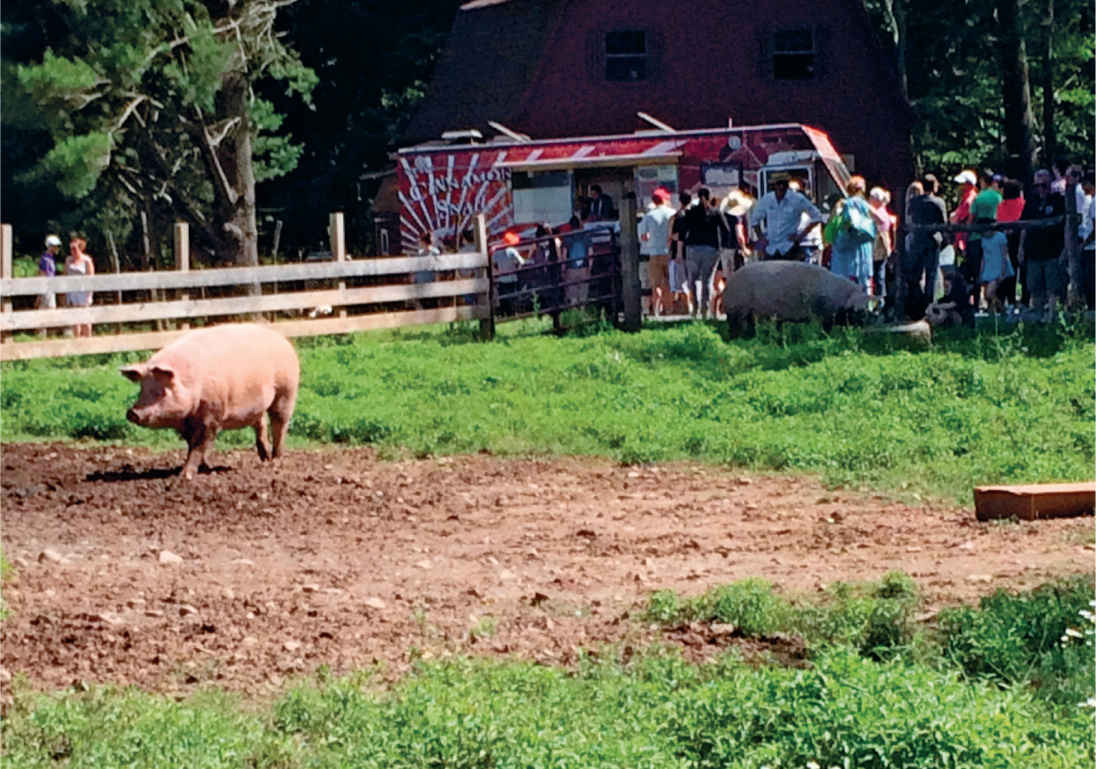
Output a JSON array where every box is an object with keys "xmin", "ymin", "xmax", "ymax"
[
  {"xmin": 950, "ymin": 170, "xmax": 978, "ymax": 255},
  {"xmin": 995, "ymin": 177, "xmax": 1025, "ymax": 310}
]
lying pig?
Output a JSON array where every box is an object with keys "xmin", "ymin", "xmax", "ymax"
[
  {"xmin": 121, "ymin": 323, "xmax": 300, "ymax": 479},
  {"xmin": 723, "ymin": 261, "xmax": 870, "ymax": 337}
]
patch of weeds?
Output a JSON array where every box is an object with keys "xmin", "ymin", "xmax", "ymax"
[
  {"xmin": 643, "ymin": 590, "xmax": 683, "ymax": 624},
  {"xmin": 690, "ymin": 578, "xmax": 791, "ymax": 636},
  {"xmin": 468, "ymin": 615, "xmax": 498, "ymax": 641},
  {"xmin": 939, "ymin": 575, "xmax": 1095, "ymax": 705}
]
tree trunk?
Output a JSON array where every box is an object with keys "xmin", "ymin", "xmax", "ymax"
[
  {"xmin": 879, "ymin": 0, "xmax": 909, "ymax": 106},
  {"xmin": 1041, "ymin": 0, "xmax": 1055, "ymax": 166},
  {"xmin": 996, "ymin": 0, "xmax": 1037, "ymax": 187}
]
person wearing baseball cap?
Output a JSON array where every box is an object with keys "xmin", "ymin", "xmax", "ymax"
[
  {"xmin": 36, "ymin": 235, "xmax": 62, "ymax": 319},
  {"xmin": 638, "ymin": 187, "xmax": 676, "ymax": 315},
  {"xmin": 949, "ymin": 170, "xmax": 978, "ymax": 258},
  {"xmin": 493, "ymin": 231, "xmax": 526, "ymax": 316}
]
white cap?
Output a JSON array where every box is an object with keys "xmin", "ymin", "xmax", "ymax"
[
  {"xmin": 953, "ymin": 170, "xmax": 977, "ymax": 186},
  {"xmin": 45, "ymin": 234, "xmax": 62, "ymax": 247}
]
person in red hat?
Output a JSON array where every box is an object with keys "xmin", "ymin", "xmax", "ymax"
[
  {"xmin": 493, "ymin": 231, "xmax": 526, "ymax": 316},
  {"xmin": 638, "ymin": 187, "xmax": 676, "ymax": 315}
]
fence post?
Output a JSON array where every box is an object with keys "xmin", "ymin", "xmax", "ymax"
[
  {"xmin": 174, "ymin": 222, "xmax": 190, "ymax": 330},
  {"xmin": 330, "ymin": 212, "xmax": 347, "ymax": 319},
  {"xmin": 1064, "ymin": 180, "xmax": 1082, "ymax": 309},
  {"xmin": 473, "ymin": 213, "xmax": 494, "ymax": 340},
  {"xmin": 1, "ymin": 224, "xmax": 11, "ymax": 343},
  {"xmin": 618, "ymin": 193, "xmax": 642, "ymax": 331}
]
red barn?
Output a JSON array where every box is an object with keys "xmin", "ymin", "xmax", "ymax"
[{"xmin": 402, "ymin": 0, "xmax": 912, "ymax": 194}]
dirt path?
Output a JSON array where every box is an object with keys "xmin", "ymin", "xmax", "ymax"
[{"xmin": 2, "ymin": 442, "xmax": 1091, "ymax": 697}]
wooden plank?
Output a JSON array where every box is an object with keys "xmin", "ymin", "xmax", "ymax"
[
  {"xmin": 974, "ymin": 482, "xmax": 1096, "ymax": 521},
  {"xmin": 1, "ymin": 328, "xmax": 191, "ymax": 360},
  {"xmin": 0, "ymin": 278, "xmax": 490, "ymax": 331},
  {"xmin": 0, "ymin": 306, "xmax": 488, "ymax": 361},
  {"xmin": 271, "ymin": 304, "xmax": 485, "ymax": 339},
  {"xmin": 0, "ymin": 251, "xmax": 488, "ymax": 296}
]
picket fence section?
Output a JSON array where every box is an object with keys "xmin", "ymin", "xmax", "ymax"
[{"xmin": 0, "ymin": 214, "xmax": 493, "ymax": 361}]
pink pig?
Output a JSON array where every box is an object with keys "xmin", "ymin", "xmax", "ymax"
[{"xmin": 121, "ymin": 323, "xmax": 300, "ymax": 479}]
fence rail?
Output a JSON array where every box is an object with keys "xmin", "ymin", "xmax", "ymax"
[
  {"xmin": 0, "ymin": 214, "xmax": 495, "ymax": 360},
  {"xmin": 1, "ymin": 204, "xmax": 647, "ymax": 361}
]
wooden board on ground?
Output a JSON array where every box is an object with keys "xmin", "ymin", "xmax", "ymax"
[
  {"xmin": 865, "ymin": 319, "xmax": 932, "ymax": 344},
  {"xmin": 974, "ymin": 481, "xmax": 1096, "ymax": 521}
]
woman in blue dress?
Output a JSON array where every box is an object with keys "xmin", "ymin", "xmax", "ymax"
[{"xmin": 829, "ymin": 176, "xmax": 875, "ymax": 293}]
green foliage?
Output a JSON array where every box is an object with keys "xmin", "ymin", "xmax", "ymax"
[
  {"xmin": 35, "ymin": 132, "xmax": 113, "ymax": 199},
  {"xmin": 644, "ymin": 573, "xmax": 921, "ymax": 660},
  {"xmin": 2, "ymin": 319, "xmax": 1093, "ymax": 503},
  {"xmin": 4, "ymin": 0, "xmax": 316, "ymax": 265},
  {"xmin": 862, "ymin": 0, "xmax": 1094, "ymax": 176},
  {"xmin": 940, "ymin": 575, "xmax": 1095, "ymax": 706},
  {"xmin": 6, "ymin": 634, "xmax": 1093, "ymax": 768},
  {"xmin": 689, "ymin": 579, "xmax": 793, "ymax": 637},
  {"xmin": 2, "ymin": 687, "xmax": 298, "ymax": 768}
]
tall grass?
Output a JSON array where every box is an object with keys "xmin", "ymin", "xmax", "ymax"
[{"xmin": 1, "ymin": 315, "xmax": 1092, "ymax": 502}]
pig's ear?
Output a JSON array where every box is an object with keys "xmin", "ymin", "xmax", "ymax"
[
  {"xmin": 120, "ymin": 364, "xmax": 144, "ymax": 382},
  {"xmin": 150, "ymin": 365, "xmax": 175, "ymax": 385}
]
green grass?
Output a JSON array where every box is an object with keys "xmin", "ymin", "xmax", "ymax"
[
  {"xmin": 646, "ymin": 572, "xmax": 924, "ymax": 661},
  {"xmin": 6, "ymin": 578, "xmax": 1094, "ymax": 768},
  {"xmin": 2, "ymin": 314, "xmax": 1092, "ymax": 504}
]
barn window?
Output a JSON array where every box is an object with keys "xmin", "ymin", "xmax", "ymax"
[
  {"xmin": 772, "ymin": 28, "xmax": 816, "ymax": 80},
  {"xmin": 605, "ymin": 30, "xmax": 647, "ymax": 81}
]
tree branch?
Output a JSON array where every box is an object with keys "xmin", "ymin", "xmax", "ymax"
[
  {"xmin": 194, "ymin": 108, "xmax": 240, "ymax": 206},
  {"xmin": 112, "ymin": 94, "xmax": 148, "ymax": 132}
]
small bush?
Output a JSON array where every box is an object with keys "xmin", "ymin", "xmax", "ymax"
[
  {"xmin": 690, "ymin": 578, "xmax": 791, "ymax": 636},
  {"xmin": 940, "ymin": 575, "xmax": 1095, "ymax": 704}
]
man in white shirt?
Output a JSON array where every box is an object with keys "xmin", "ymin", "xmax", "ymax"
[
  {"xmin": 749, "ymin": 172, "xmax": 824, "ymax": 260},
  {"xmin": 637, "ymin": 187, "xmax": 676, "ymax": 315}
]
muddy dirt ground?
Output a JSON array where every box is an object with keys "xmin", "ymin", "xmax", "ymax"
[{"xmin": 2, "ymin": 442, "xmax": 1092, "ymax": 698}]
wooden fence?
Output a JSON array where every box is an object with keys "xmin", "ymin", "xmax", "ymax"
[{"xmin": 0, "ymin": 214, "xmax": 496, "ymax": 361}]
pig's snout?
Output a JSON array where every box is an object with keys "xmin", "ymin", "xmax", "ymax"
[{"xmin": 126, "ymin": 407, "xmax": 142, "ymax": 425}]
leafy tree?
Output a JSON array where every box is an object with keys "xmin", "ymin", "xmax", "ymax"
[
  {"xmin": 257, "ymin": 0, "xmax": 459, "ymax": 253},
  {"xmin": 862, "ymin": 0, "xmax": 1093, "ymax": 183},
  {"xmin": 9, "ymin": 0, "xmax": 316, "ymax": 267}
]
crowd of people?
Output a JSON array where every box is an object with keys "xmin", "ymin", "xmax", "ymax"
[
  {"xmin": 475, "ymin": 161, "xmax": 1095, "ymax": 325},
  {"xmin": 631, "ymin": 161, "xmax": 1095, "ymax": 325}
]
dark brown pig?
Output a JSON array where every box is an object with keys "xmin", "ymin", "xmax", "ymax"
[
  {"xmin": 722, "ymin": 261, "xmax": 870, "ymax": 337},
  {"xmin": 121, "ymin": 323, "xmax": 300, "ymax": 479}
]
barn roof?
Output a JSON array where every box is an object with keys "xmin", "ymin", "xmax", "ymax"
[
  {"xmin": 402, "ymin": 0, "xmax": 561, "ymax": 144},
  {"xmin": 401, "ymin": 0, "xmax": 912, "ymax": 147}
]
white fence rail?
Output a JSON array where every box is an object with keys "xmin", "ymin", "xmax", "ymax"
[{"xmin": 0, "ymin": 214, "xmax": 492, "ymax": 361}]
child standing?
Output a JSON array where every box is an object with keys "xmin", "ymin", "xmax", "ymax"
[{"xmin": 978, "ymin": 228, "xmax": 1013, "ymax": 313}]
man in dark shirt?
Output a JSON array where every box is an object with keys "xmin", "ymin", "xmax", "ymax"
[
  {"xmin": 1018, "ymin": 169, "xmax": 1066, "ymax": 321},
  {"xmin": 681, "ymin": 187, "xmax": 729, "ymax": 319},
  {"xmin": 588, "ymin": 185, "xmax": 615, "ymax": 221},
  {"xmin": 904, "ymin": 174, "xmax": 948, "ymax": 319}
]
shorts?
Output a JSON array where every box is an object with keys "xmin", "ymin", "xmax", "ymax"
[{"xmin": 39, "ymin": 292, "xmax": 56, "ymax": 309}]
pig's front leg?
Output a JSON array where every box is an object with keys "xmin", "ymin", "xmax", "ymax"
[{"xmin": 179, "ymin": 417, "xmax": 219, "ymax": 479}]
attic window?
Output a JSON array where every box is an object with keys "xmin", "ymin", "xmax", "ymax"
[
  {"xmin": 772, "ymin": 28, "xmax": 815, "ymax": 80},
  {"xmin": 605, "ymin": 30, "xmax": 647, "ymax": 81}
]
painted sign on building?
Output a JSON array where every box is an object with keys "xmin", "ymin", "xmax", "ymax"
[{"xmin": 396, "ymin": 124, "xmax": 851, "ymax": 251}]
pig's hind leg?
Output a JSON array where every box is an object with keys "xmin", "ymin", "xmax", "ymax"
[
  {"xmin": 253, "ymin": 415, "xmax": 271, "ymax": 461},
  {"xmin": 267, "ymin": 390, "xmax": 296, "ymax": 460}
]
